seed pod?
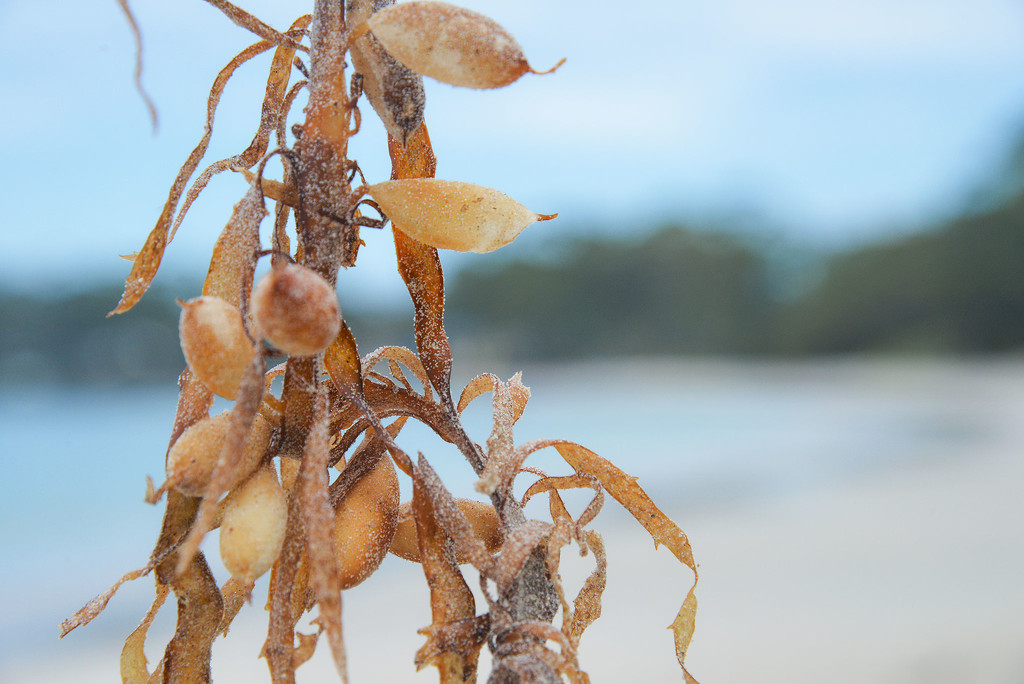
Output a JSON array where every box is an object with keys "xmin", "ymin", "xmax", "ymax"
[
  {"xmin": 165, "ymin": 412, "xmax": 272, "ymax": 498},
  {"xmin": 349, "ymin": 0, "xmax": 425, "ymax": 144},
  {"xmin": 368, "ymin": 179, "xmax": 555, "ymax": 253},
  {"xmin": 368, "ymin": 1, "xmax": 555, "ymax": 89},
  {"xmin": 333, "ymin": 454, "xmax": 400, "ymax": 590},
  {"xmin": 179, "ymin": 296, "xmax": 255, "ymax": 399},
  {"xmin": 251, "ymin": 263, "xmax": 341, "ymax": 356},
  {"xmin": 219, "ymin": 464, "xmax": 288, "ymax": 582},
  {"xmin": 390, "ymin": 497, "xmax": 503, "ymax": 563}
]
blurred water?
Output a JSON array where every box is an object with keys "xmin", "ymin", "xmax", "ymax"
[{"xmin": 3, "ymin": 359, "xmax": 1019, "ymax": 681}]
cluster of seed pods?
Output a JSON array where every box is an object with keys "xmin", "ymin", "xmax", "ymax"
[{"xmin": 61, "ymin": 2, "xmax": 700, "ymax": 683}]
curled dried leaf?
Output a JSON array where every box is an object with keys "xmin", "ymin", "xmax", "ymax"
[
  {"xmin": 411, "ymin": 461, "xmax": 481, "ymax": 682},
  {"xmin": 60, "ymin": 559, "xmax": 159, "ymax": 638},
  {"xmin": 367, "ymin": 0, "xmax": 562, "ymax": 89},
  {"xmin": 202, "ymin": 182, "xmax": 267, "ymax": 308},
  {"xmin": 109, "ymin": 39, "xmax": 275, "ymax": 315},
  {"xmin": 119, "ymin": 581, "xmax": 169, "ymax": 684},
  {"xmin": 457, "ymin": 371, "xmax": 530, "ymax": 422},
  {"xmin": 218, "ymin": 576, "xmax": 255, "ymax": 636},
  {"xmin": 370, "ymin": 179, "xmax": 555, "ymax": 253},
  {"xmin": 299, "ymin": 379, "xmax": 348, "ymax": 681},
  {"xmin": 546, "ymin": 440, "xmax": 699, "ymax": 681}
]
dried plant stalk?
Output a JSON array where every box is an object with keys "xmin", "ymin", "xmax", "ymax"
[{"xmin": 67, "ymin": 2, "xmax": 702, "ymax": 682}]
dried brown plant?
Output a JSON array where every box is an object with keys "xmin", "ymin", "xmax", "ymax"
[{"xmin": 61, "ymin": 2, "xmax": 699, "ymax": 682}]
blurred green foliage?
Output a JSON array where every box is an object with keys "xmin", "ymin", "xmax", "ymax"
[{"xmin": 449, "ymin": 228, "xmax": 774, "ymax": 359}]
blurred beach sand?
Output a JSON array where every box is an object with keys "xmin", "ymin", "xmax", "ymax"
[{"xmin": 7, "ymin": 360, "xmax": 1024, "ymax": 682}]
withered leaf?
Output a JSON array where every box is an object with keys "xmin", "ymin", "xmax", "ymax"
[
  {"xmin": 120, "ymin": 581, "xmax": 169, "ymax": 684},
  {"xmin": 457, "ymin": 371, "xmax": 530, "ymax": 423},
  {"xmin": 202, "ymin": 182, "xmax": 267, "ymax": 308},
  {"xmin": 299, "ymin": 379, "xmax": 348, "ymax": 682},
  {"xmin": 110, "ymin": 39, "xmax": 275, "ymax": 316}
]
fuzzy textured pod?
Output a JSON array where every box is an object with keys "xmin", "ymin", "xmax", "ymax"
[
  {"xmin": 390, "ymin": 497, "xmax": 502, "ymax": 563},
  {"xmin": 367, "ymin": 0, "xmax": 558, "ymax": 89},
  {"xmin": 164, "ymin": 412, "xmax": 272, "ymax": 498},
  {"xmin": 368, "ymin": 179, "xmax": 555, "ymax": 253},
  {"xmin": 251, "ymin": 263, "xmax": 341, "ymax": 356},
  {"xmin": 178, "ymin": 296, "xmax": 255, "ymax": 399},
  {"xmin": 333, "ymin": 454, "xmax": 401, "ymax": 589},
  {"xmin": 219, "ymin": 464, "xmax": 288, "ymax": 582}
]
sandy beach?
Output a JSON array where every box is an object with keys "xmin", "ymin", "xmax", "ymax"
[{"xmin": 7, "ymin": 360, "xmax": 1024, "ymax": 682}]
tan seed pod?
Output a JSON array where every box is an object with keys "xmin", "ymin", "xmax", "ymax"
[
  {"xmin": 367, "ymin": 0, "xmax": 559, "ymax": 89},
  {"xmin": 390, "ymin": 497, "xmax": 503, "ymax": 563},
  {"xmin": 219, "ymin": 464, "xmax": 288, "ymax": 582},
  {"xmin": 333, "ymin": 454, "xmax": 400, "ymax": 590},
  {"xmin": 178, "ymin": 296, "xmax": 255, "ymax": 400},
  {"xmin": 165, "ymin": 412, "xmax": 272, "ymax": 498},
  {"xmin": 368, "ymin": 179, "xmax": 555, "ymax": 253},
  {"xmin": 251, "ymin": 263, "xmax": 341, "ymax": 356}
]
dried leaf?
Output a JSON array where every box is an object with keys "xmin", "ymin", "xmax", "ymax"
[
  {"xmin": 59, "ymin": 560, "xmax": 159, "ymax": 638},
  {"xmin": 120, "ymin": 581, "xmax": 169, "ymax": 684},
  {"xmin": 475, "ymin": 378, "xmax": 516, "ymax": 496},
  {"xmin": 264, "ymin": 493, "xmax": 306, "ymax": 683},
  {"xmin": 324, "ymin": 320, "xmax": 363, "ymax": 395},
  {"xmin": 411, "ymin": 460, "xmax": 481, "ymax": 682},
  {"xmin": 162, "ymin": 553, "xmax": 223, "ymax": 683},
  {"xmin": 564, "ymin": 530, "xmax": 606, "ymax": 647},
  {"xmin": 361, "ymin": 345, "xmax": 433, "ymax": 401},
  {"xmin": 171, "ymin": 16, "xmax": 308, "ymax": 242},
  {"xmin": 110, "ymin": 39, "xmax": 274, "ymax": 315},
  {"xmin": 299, "ymin": 379, "xmax": 348, "ymax": 682},
  {"xmin": 540, "ymin": 440, "xmax": 699, "ymax": 681},
  {"xmin": 370, "ymin": 178, "xmax": 555, "ymax": 253},
  {"xmin": 457, "ymin": 371, "xmax": 529, "ymax": 423},
  {"xmin": 414, "ymin": 455, "xmax": 494, "ymax": 575},
  {"xmin": 203, "ymin": 0, "xmax": 304, "ymax": 50},
  {"xmin": 219, "ymin": 576, "xmax": 255, "ymax": 636},
  {"xmin": 367, "ymin": 1, "xmax": 563, "ymax": 89},
  {"xmin": 202, "ymin": 182, "xmax": 267, "ymax": 308}
]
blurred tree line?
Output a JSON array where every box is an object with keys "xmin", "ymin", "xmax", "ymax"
[{"xmin": 4, "ymin": 147, "xmax": 1024, "ymax": 384}]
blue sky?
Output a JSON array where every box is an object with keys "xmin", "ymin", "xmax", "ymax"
[{"xmin": 2, "ymin": 0, "xmax": 1024, "ymax": 305}]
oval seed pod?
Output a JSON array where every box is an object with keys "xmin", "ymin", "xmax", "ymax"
[
  {"xmin": 368, "ymin": 1, "xmax": 555, "ymax": 89},
  {"xmin": 219, "ymin": 464, "xmax": 288, "ymax": 582},
  {"xmin": 179, "ymin": 296, "xmax": 255, "ymax": 399},
  {"xmin": 165, "ymin": 412, "xmax": 272, "ymax": 498},
  {"xmin": 251, "ymin": 263, "xmax": 341, "ymax": 356},
  {"xmin": 368, "ymin": 179, "xmax": 555, "ymax": 253},
  {"xmin": 333, "ymin": 454, "xmax": 400, "ymax": 590},
  {"xmin": 390, "ymin": 497, "xmax": 503, "ymax": 563}
]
